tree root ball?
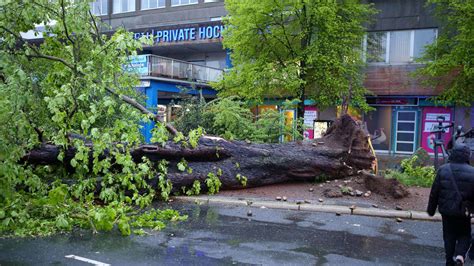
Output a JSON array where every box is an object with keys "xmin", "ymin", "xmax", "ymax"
[{"xmin": 363, "ymin": 174, "xmax": 409, "ymax": 199}]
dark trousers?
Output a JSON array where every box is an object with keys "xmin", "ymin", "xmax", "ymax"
[{"xmin": 442, "ymin": 215, "xmax": 471, "ymax": 265}]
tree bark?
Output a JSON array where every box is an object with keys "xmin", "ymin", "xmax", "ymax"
[{"xmin": 22, "ymin": 115, "xmax": 376, "ymax": 191}]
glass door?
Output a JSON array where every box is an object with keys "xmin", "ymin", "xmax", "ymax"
[{"xmin": 395, "ymin": 111, "xmax": 417, "ymax": 154}]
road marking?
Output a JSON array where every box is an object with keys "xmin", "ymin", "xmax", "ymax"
[{"xmin": 65, "ymin": 255, "xmax": 110, "ymax": 266}]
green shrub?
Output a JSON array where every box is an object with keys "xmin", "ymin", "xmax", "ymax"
[
  {"xmin": 173, "ymin": 96, "xmax": 301, "ymax": 143},
  {"xmin": 412, "ymin": 148, "xmax": 431, "ymax": 167},
  {"xmin": 385, "ymin": 155, "xmax": 435, "ymax": 187},
  {"xmin": 173, "ymin": 97, "xmax": 213, "ymax": 135}
]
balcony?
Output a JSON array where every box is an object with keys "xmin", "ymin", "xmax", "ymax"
[{"xmin": 130, "ymin": 54, "xmax": 224, "ymax": 84}]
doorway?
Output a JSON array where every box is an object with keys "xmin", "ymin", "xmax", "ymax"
[{"xmin": 394, "ymin": 110, "xmax": 418, "ymax": 154}]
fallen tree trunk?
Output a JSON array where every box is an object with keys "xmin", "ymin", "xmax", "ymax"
[{"xmin": 22, "ymin": 115, "xmax": 378, "ymax": 192}]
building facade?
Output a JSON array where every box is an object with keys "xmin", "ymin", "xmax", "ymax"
[
  {"xmin": 91, "ymin": 0, "xmax": 227, "ymax": 141},
  {"xmin": 362, "ymin": 0, "xmax": 472, "ymax": 155},
  {"xmin": 90, "ymin": 0, "xmax": 473, "ymax": 152}
]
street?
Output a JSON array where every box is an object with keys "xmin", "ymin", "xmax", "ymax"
[{"xmin": 0, "ymin": 202, "xmax": 447, "ymax": 265}]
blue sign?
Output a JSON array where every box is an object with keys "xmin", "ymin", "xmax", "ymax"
[
  {"xmin": 126, "ymin": 55, "xmax": 148, "ymax": 75},
  {"xmin": 133, "ymin": 25, "xmax": 225, "ymax": 44}
]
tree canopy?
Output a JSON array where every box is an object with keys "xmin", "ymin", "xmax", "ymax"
[
  {"xmin": 218, "ymin": 0, "xmax": 376, "ymax": 113},
  {"xmin": 418, "ymin": 0, "xmax": 474, "ymax": 106},
  {"xmin": 0, "ymin": 0, "xmax": 185, "ymax": 236}
]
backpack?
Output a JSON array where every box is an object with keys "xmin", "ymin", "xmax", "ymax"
[{"xmin": 445, "ymin": 165, "xmax": 473, "ymax": 217}]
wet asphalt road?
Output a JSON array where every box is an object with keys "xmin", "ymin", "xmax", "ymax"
[{"xmin": 0, "ymin": 202, "xmax": 448, "ymax": 265}]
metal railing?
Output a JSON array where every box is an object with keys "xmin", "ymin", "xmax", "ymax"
[{"xmin": 142, "ymin": 54, "xmax": 224, "ymax": 84}]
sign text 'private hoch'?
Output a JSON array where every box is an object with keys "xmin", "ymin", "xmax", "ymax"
[{"xmin": 133, "ymin": 24, "xmax": 224, "ymax": 44}]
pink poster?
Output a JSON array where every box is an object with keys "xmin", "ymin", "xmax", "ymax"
[
  {"xmin": 303, "ymin": 106, "xmax": 318, "ymax": 139},
  {"xmin": 421, "ymin": 107, "xmax": 453, "ymax": 154}
]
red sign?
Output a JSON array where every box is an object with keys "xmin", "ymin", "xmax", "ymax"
[
  {"xmin": 421, "ymin": 107, "xmax": 453, "ymax": 154},
  {"xmin": 303, "ymin": 106, "xmax": 318, "ymax": 139},
  {"xmin": 375, "ymin": 98, "xmax": 408, "ymax": 105}
]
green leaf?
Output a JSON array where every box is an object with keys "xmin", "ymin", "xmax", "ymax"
[
  {"xmin": 55, "ymin": 215, "xmax": 69, "ymax": 229},
  {"xmin": 118, "ymin": 218, "xmax": 131, "ymax": 236},
  {"xmin": 177, "ymin": 162, "xmax": 186, "ymax": 172},
  {"xmin": 48, "ymin": 185, "xmax": 68, "ymax": 205}
]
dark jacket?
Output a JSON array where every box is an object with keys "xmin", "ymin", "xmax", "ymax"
[{"xmin": 427, "ymin": 144, "xmax": 474, "ymax": 216}]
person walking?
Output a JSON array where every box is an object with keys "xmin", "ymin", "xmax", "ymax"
[{"xmin": 428, "ymin": 144, "xmax": 474, "ymax": 266}]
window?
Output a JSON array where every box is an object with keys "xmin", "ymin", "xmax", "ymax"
[
  {"xmin": 366, "ymin": 32, "xmax": 387, "ymax": 63},
  {"xmin": 364, "ymin": 106, "xmax": 392, "ymax": 152},
  {"xmin": 389, "ymin": 30, "xmax": 411, "ymax": 63},
  {"xmin": 90, "ymin": 0, "xmax": 108, "ymax": 15},
  {"xmin": 113, "ymin": 0, "xmax": 135, "ymax": 13},
  {"xmin": 413, "ymin": 29, "xmax": 437, "ymax": 59},
  {"xmin": 141, "ymin": 0, "xmax": 165, "ymax": 9},
  {"xmin": 171, "ymin": 0, "xmax": 198, "ymax": 6},
  {"xmin": 365, "ymin": 28, "xmax": 437, "ymax": 64}
]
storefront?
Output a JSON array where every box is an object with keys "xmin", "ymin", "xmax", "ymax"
[
  {"xmin": 299, "ymin": 96, "xmax": 468, "ymax": 155},
  {"xmin": 138, "ymin": 79, "xmax": 217, "ymax": 142},
  {"xmin": 362, "ymin": 97, "xmax": 458, "ymax": 155},
  {"xmin": 251, "ymin": 100, "xmax": 302, "ymax": 142}
]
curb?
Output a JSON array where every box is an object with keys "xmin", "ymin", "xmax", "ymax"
[{"xmin": 173, "ymin": 196, "xmax": 442, "ymax": 222}]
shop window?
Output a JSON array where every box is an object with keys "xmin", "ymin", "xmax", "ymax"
[
  {"xmin": 113, "ymin": 0, "xmax": 135, "ymax": 13},
  {"xmin": 364, "ymin": 106, "xmax": 392, "ymax": 152},
  {"xmin": 156, "ymin": 104, "xmax": 182, "ymax": 122},
  {"xmin": 258, "ymin": 105, "xmax": 278, "ymax": 114},
  {"xmin": 365, "ymin": 28, "xmax": 437, "ymax": 64},
  {"xmin": 171, "ymin": 0, "xmax": 198, "ymax": 6},
  {"xmin": 141, "ymin": 0, "xmax": 165, "ymax": 9},
  {"xmin": 421, "ymin": 107, "xmax": 454, "ymax": 154},
  {"xmin": 90, "ymin": 0, "xmax": 108, "ymax": 15},
  {"xmin": 168, "ymin": 105, "xmax": 182, "ymax": 122}
]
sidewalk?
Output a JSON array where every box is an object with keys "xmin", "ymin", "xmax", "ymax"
[{"xmin": 174, "ymin": 195, "xmax": 443, "ymax": 222}]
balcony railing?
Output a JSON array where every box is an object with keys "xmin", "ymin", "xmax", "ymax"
[{"xmin": 136, "ymin": 54, "xmax": 224, "ymax": 84}]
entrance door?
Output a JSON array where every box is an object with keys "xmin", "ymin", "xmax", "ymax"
[{"xmin": 395, "ymin": 111, "xmax": 417, "ymax": 154}]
